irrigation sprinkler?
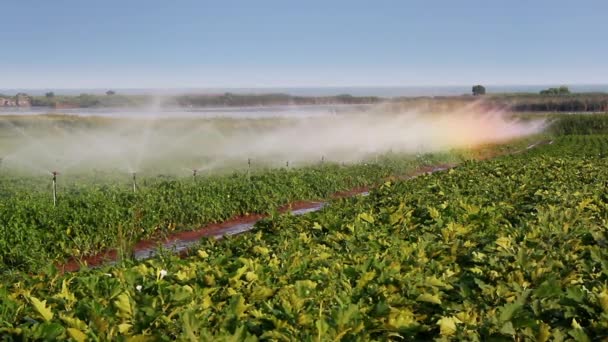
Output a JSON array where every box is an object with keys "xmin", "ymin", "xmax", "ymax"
[
  {"xmin": 247, "ymin": 158, "xmax": 251, "ymax": 178},
  {"xmin": 286, "ymin": 161, "xmax": 289, "ymax": 168},
  {"xmin": 321, "ymin": 156, "xmax": 325, "ymax": 164},
  {"xmin": 132, "ymin": 172, "xmax": 137, "ymax": 193},
  {"xmin": 51, "ymin": 171, "xmax": 59, "ymax": 207},
  {"xmin": 192, "ymin": 169, "xmax": 198, "ymax": 178}
]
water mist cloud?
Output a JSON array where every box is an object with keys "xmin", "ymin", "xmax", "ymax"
[{"xmin": 0, "ymin": 104, "xmax": 545, "ymax": 175}]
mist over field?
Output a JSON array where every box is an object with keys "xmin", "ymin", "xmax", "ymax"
[{"xmin": 0, "ymin": 103, "xmax": 545, "ymax": 176}]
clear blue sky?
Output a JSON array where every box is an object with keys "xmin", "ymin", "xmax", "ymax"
[{"xmin": 1, "ymin": 0, "xmax": 607, "ymax": 88}]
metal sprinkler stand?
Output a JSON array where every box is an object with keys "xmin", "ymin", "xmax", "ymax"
[
  {"xmin": 51, "ymin": 171, "xmax": 58, "ymax": 206},
  {"xmin": 192, "ymin": 169, "xmax": 198, "ymax": 178},
  {"xmin": 132, "ymin": 172, "xmax": 137, "ymax": 193},
  {"xmin": 247, "ymin": 158, "xmax": 251, "ymax": 178}
]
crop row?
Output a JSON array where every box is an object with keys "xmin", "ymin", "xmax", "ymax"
[
  {"xmin": 1, "ymin": 134, "xmax": 607, "ymax": 339},
  {"xmin": 1, "ymin": 145, "xmax": 516, "ymax": 273}
]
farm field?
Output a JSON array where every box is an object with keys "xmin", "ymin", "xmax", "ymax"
[
  {"xmin": 0, "ymin": 113, "xmax": 538, "ymax": 273},
  {"xmin": 1, "ymin": 115, "xmax": 608, "ymax": 339},
  {"xmin": 4, "ymin": 0, "xmax": 608, "ymax": 339}
]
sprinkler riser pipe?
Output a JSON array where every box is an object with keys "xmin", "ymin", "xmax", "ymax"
[
  {"xmin": 51, "ymin": 172, "xmax": 58, "ymax": 207},
  {"xmin": 247, "ymin": 158, "xmax": 251, "ymax": 179},
  {"xmin": 52, "ymin": 179, "xmax": 57, "ymax": 206}
]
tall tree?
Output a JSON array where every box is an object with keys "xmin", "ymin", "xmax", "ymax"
[{"xmin": 472, "ymin": 85, "xmax": 486, "ymax": 96}]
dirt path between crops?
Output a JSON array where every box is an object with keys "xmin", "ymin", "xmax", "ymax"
[{"xmin": 58, "ymin": 140, "xmax": 552, "ymax": 272}]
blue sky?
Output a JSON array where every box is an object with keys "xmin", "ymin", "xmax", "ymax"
[{"xmin": 1, "ymin": 0, "xmax": 607, "ymax": 88}]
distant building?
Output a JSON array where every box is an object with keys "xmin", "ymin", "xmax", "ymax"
[
  {"xmin": 16, "ymin": 94, "xmax": 31, "ymax": 107},
  {"xmin": 0, "ymin": 97, "xmax": 16, "ymax": 106},
  {"xmin": 0, "ymin": 95, "xmax": 31, "ymax": 107}
]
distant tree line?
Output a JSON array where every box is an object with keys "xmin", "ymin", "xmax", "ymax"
[
  {"xmin": 170, "ymin": 93, "xmax": 382, "ymax": 107},
  {"xmin": 508, "ymin": 95, "xmax": 608, "ymax": 112},
  {"xmin": 489, "ymin": 88, "xmax": 608, "ymax": 111},
  {"xmin": 29, "ymin": 91, "xmax": 151, "ymax": 108},
  {"xmin": 540, "ymin": 86, "xmax": 571, "ymax": 95},
  {"xmin": 8, "ymin": 88, "xmax": 608, "ymax": 113}
]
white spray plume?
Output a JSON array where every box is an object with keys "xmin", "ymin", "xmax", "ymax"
[{"xmin": 0, "ymin": 102, "xmax": 545, "ymax": 175}]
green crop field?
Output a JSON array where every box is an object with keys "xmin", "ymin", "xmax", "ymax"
[
  {"xmin": 2, "ymin": 114, "xmax": 608, "ymax": 340},
  {"xmin": 0, "ymin": 114, "xmax": 535, "ymax": 273}
]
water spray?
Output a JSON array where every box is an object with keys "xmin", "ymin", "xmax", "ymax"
[
  {"xmin": 132, "ymin": 172, "xmax": 137, "ymax": 193},
  {"xmin": 51, "ymin": 171, "xmax": 58, "ymax": 206}
]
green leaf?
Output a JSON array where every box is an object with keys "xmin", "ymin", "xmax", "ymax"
[
  {"xmin": 250, "ymin": 287, "xmax": 275, "ymax": 301},
  {"xmin": 67, "ymin": 328, "xmax": 87, "ymax": 342},
  {"xmin": 113, "ymin": 293, "xmax": 132, "ymax": 319},
  {"xmin": 535, "ymin": 278, "xmax": 562, "ymax": 298},
  {"xmin": 568, "ymin": 328, "xmax": 590, "ymax": 342},
  {"xmin": 387, "ymin": 309, "xmax": 418, "ymax": 330},
  {"xmin": 416, "ymin": 293, "xmax": 442, "ymax": 305},
  {"xmin": 568, "ymin": 319, "xmax": 590, "ymax": 342},
  {"xmin": 229, "ymin": 295, "xmax": 249, "ymax": 318},
  {"xmin": 356, "ymin": 271, "xmax": 376, "ymax": 289},
  {"xmin": 499, "ymin": 302, "xmax": 522, "ymax": 323},
  {"xmin": 29, "ymin": 296, "xmax": 54, "ymax": 322},
  {"xmin": 565, "ymin": 287, "xmax": 585, "ymax": 303},
  {"xmin": 358, "ymin": 212, "xmax": 375, "ymax": 223},
  {"xmin": 500, "ymin": 321, "xmax": 516, "ymax": 336},
  {"xmin": 437, "ymin": 316, "xmax": 460, "ymax": 336}
]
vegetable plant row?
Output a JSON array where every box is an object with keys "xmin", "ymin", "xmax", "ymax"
[
  {"xmin": 1, "ymin": 145, "xmax": 517, "ymax": 273},
  {"xmin": 1, "ymin": 134, "xmax": 607, "ymax": 340}
]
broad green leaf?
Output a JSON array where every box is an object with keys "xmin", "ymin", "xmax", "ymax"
[
  {"xmin": 118, "ymin": 323, "xmax": 132, "ymax": 334},
  {"xmin": 29, "ymin": 296, "xmax": 54, "ymax": 322},
  {"xmin": 67, "ymin": 328, "xmax": 87, "ymax": 342},
  {"xmin": 250, "ymin": 287, "xmax": 275, "ymax": 301},
  {"xmin": 114, "ymin": 293, "xmax": 132, "ymax": 319},
  {"xmin": 437, "ymin": 316, "xmax": 460, "ymax": 336},
  {"xmin": 499, "ymin": 302, "xmax": 522, "ymax": 323},
  {"xmin": 416, "ymin": 293, "xmax": 441, "ymax": 305},
  {"xmin": 358, "ymin": 212, "xmax": 375, "ymax": 223}
]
